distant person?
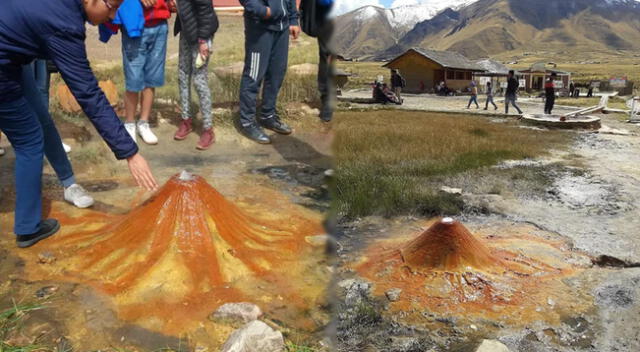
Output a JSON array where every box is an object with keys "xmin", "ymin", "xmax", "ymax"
[
  {"xmin": 505, "ymin": 70, "xmax": 523, "ymax": 115},
  {"xmin": 574, "ymin": 87, "xmax": 580, "ymax": 98},
  {"xmin": 544, "ymin": 72, "xmax": 557, "ymax": 115},
  {"xmin": 1, "ymin": 0, "xmax": 158, "ymax": 248},
  {"xmin": 569, "ymin": 82, "xmax": 575, "ymax": 97},
  {"xmin": 121, "ymin": 0, "xmax": 172, "ymax": 145},
  {"xmin": 467, "ymin": 81, "xmax": 479, "ymax": 109},
  {"xmin": 0, "ymin": 134, "xmax": 4, "ymax": 156},
  {"xmin": 172, "ymin": 0, "xmax": 219, "ymax": 150},
  {"xmin": 300, "ymin": 0, "xmax": 336, "ymax": 122},
  {"xmin": 390, "ymin": 69, "xmax": 406, "ymax": 102},
  {"xmin": 484, "ymin": 81, "xmax": 498, "ymax": 110},
  {"xmin": 587, "ymin": 84, "xmax": 594, "ymax": 98},
  {"xmin": 237, "ymin": 0, "xmax": 301, "ymax": 144}
]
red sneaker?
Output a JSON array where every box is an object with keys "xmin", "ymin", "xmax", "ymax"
[
  {"xmin": 174, "ymin": 118, "xmax": 193, "ymax": 140},
  {"xmin": 196, "ymin": 128, "xmax": 215, "ymax": 150}
]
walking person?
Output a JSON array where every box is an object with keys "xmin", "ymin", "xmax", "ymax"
[
  {"xmin": 544, "ymin": 73, "xmax": 557, "ymax": 115},
  {"xmin": 1, "ymin": 0, "xmax": 158, "ymax": 248},
  {"xmin": 467, "ymin": 81, "xmax": 479, "ymax": 109},
  {"xmin": 237, "ymin": 0, "xmax": 301, "ymax": 144},
  {"xmin": 505, "ymin": 70, "xmax": 523, "ymax": 115},
  {"xmin": 390, "ymin": 69, "xmax": 406, "ymax": 102},
  {"xmin": 484, "ymin": 81, "xmax": 498, "ymax": 110},
  {"xmin": 172, "ymin": 0, "xmax": 219, "ymax": 150},
  {"xmin": 121, "ymin": 0, "xmax": 172, "ymax": 145}
]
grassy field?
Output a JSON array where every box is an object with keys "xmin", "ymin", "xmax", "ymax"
[{"xmin": 331, "ymin": 110, "xmax": 570, "ymax": 218}]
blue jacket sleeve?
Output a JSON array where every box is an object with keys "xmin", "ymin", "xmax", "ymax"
[
  {"xmin": 239, "ymin": 0, "xmax": 269, "ymax": 19},
  {"xmin": 45, "ymin": 30, "xmax": 138, "ymax": 160},
  {"xmin": 288, "ymin": 0, "xmax": 299, "ymax": 26}
]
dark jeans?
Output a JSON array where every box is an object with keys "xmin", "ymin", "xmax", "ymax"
[
  {"xmin": 485, "ymin": 95, "xmax": 497, "ymax": 109},
  {"xmin": 544, "ymin": 95, "xmax": 555, "ymax": 115},
  {"xmin": 318, "ymin": 22, "xmax": 335, "ymax": 122},
  {"xmin": 505, "ymin": 94, "xmax": 522, "ymax": 114},
  {"xmin": 0, "ymin": 95, "xmax": 44, "ymax": 235},
  {"xmin": 467, "ymin": 95, "xmax": 479, "ymax": 108},
  {"xmin": 23, "ymin": 62, "xmax": 75, "ymax": 188},
  {"xmin": 239, "ymin": 24, "xmax": 290, "ymax": 126}
]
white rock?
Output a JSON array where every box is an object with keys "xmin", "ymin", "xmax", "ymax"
[
  {"xmin": 212, "ymin": 303, "xmax": 263, "ymax": 324},
  {"xmin": 440, "ymin": 186, "xmax": 463, "ymax": 195},
  {"xmin": 385, "ymin": 288, "xmax": 402, "ymax": 302},
  {"xmin": 221, "ymin": 321, "xmax": 285, "ymax": 352},
  {"xmin": 475, "ymin": 339, "xmax": 511, "ymax": 352},
  {"xmin": 305, "ymin": 235, "xmax": 330, "ymax": 247}
]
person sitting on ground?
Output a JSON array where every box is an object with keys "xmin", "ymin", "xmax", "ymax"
[
  {"xmin": 505, "ymin": 70, "xmax": 523, "ymax": 115},
  {"xmin": 236, "ymin": 0, "xmax": 301, "ymax": 144},
  {"xmin": 544, "ymin": 72, "xmax": 557, "ymax": 115},
  {"xmin": 0, "ymin": 0, "xmax": 158, "ymax": 248},
  {"xmin": 467, "ymin": 81, "xmax": 479, "ymax": 109},
  {"xmin": 172, "ymin": 0, "xmax": 219, "ymax": 150},
  {"xmin": 390, "ymin": 69, "xmax": 406, "ymax": 102},
  {"xmin": 484, "ymin": 81, "xmax": 498, "ymax": 110},
  {"xmin": 121, "ymin": 0, "xmax": 172, "ymax": 145}
]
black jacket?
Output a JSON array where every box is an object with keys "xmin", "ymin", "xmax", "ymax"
[
  {"xmin": 506, "ymin": 77, "xmax": 519, "ymax": 95},
  {"xmin": 174, "ymin": 0, "xmax": 219, "ymax": 43},
  {"xmin": 300, "ymin": 0, "xmax": 333, "ymax": 37},
  {"xmin": 391, "ymin": 73, "xmax": 405, "ymax": 89}
]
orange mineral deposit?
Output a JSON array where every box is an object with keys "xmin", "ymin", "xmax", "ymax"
[
  {"xmin": 24, "ymin": 172, "xmax": 323, "ymax": 334},
  {"xmin": 355, "ymin": 218, "xmax": 590, "ymax": 327}
]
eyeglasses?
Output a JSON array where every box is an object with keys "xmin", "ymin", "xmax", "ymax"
[{"xmin": 102, "ymin": 0, "xmax": 113, "ymax": 9}]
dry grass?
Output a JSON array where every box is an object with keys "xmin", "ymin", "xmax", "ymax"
[
  {"xmin": 555, "ymin": 96, "xmax": 629, "ymax": 110},
  {"xmin": 332, "ymin": 110, "xmax": 570, "ymax": 218}
]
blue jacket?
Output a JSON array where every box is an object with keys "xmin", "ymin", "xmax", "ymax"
[
  {"xmin": 0, "ymin": 0, "xmax": 138, "ymax": 160},
  {"xmin": 99, "ymin": 0, "xmax": 145, "ymax": 43},
  {"xmin": 240, "ymin": 0, "xmax": 299, "ymax": 32}
]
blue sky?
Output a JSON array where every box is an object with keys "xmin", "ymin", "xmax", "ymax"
[{"xmin": 380, "ymin": 0, "xmax": 394, "ymax": 6}]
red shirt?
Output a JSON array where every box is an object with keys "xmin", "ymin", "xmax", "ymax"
[{"xmin": 144, "ymin": 0, "xmax": 171, "ymax": 27}]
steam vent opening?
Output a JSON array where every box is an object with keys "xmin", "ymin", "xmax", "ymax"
[
  {"xmin": 355, "ymin": 218, "xmax": 590, "ymax": 326},
  {"xmin": 24, "ymin": 172, "xmax": 323, "ymax": 334}
]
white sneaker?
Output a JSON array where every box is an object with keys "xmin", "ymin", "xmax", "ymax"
[
  {"xmin": 64, "ymin": 184, "xmax": 95, "ymax": 209},
  {"xmin": 124, "ymin": 122, "xmax": 137, "ymax": 143},
  {"xmin": 63, "ymin": 143, "xmax": 71, "ymax": 153},
  {"xmin": 0, "ymin": 147, "xmax": 5, "ymax": 156},
  {"xmin": 137, "ymin": 121, "xmax": 158, "ymax": 145}
]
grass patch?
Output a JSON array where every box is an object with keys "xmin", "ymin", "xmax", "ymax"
[
  {"xmin": 332, "ymin": 110, "xmax": 570, "ymax": 218},
  {"xmin": 0, "ymin": 301, "xmax": 48, "ymax": 352},
  {"xmin": 286, "ymin": 342, "xmax": 318, "ymax": 352},
  {"xmin": 555, "ymin": 96, "xmax": 629, "ymax": 109}
]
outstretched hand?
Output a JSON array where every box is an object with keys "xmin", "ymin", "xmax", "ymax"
[{"xmin": 127, "ymin": 153, "xmax": 158, "ymax": 191}]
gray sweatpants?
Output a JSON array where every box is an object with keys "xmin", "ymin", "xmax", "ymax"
[
  {"xmin": 178, "ymin": 35, "xmax": 213, "ymax": 129},
  {"xmin": 239, "ymin": 23, "xmax": 290, "ymax": 126}
]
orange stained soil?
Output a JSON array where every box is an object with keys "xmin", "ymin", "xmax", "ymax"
[
  {"xmin": 21, "ymin": 172, "xmax": 325, "ymax": 334},
  {"xmin": 355, "ymin": 218, "xmax": 592, "ymax": 327}
]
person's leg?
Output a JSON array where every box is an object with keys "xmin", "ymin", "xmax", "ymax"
[
  {"xmin": 261, "ymin": 29, "xmax": 290, "ymax": 121},
  {"xmin": 141, "ymin": 22, "xmax": 169, "ymax": 122},
  {"xmin": 512, "ymin": 97, "xmax": 523, "ymax": 114},
  {"xmin": 0, "ymin": 97, "xmax": 44, "ymax": 236},
  {"xmin": 549, "ymin": 96, "xmax": 555, "ymax": 115},
  {"xmin": 238, "ymin": 24, "xmax": 273, "ymax": 143},
  {"xmin": 21, "ymin": 64, "xmax": 74, "ymax": 186},
  {"xmin": 317, "ymin": 25, "xmax": 335, "ymax": 122},
  {"xmin": 33, "ymin": 60, "xmax": 51, "ymax": 107},
  {"xmin": 505, "ymin": 96, "xmax": 511, "ymax": 114},
  {"xmin": 191, "ymin": 39, "xmax": 214, "ymax": 150},
  {"xmin": 178, "ymin": 35, "xmax": 193, "ymax": 122},
  {"xmin": 491, "ymin": 97, "xmax": 498, "ymax": 109},
  {"xmin": 474, "ymin": 96, "xmax": 479, "ymax": 108},
  {"xmin": 122, "ymin": 29, "xmax": 145, "ymax": 141}
]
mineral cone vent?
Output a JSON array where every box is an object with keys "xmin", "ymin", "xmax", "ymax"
[
  {"xmin": 356, "ymin": 218, "xmax": 584, "ymax": 323},
  {"xmin": 28, "ymin": 172, "xmax": 320, "ymax": 332}
]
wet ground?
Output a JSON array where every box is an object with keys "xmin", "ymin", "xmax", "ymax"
[
  {"xmin": 332, "ymin": 104, "xmax": 640, "ymax": 351},
  {"xmin": 0, "ymin": 111, "xmax": 333, "ymax": 351}
]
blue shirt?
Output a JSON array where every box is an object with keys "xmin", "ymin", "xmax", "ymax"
[{"xmin": 0, "ymin": 0, "xmax": 138, "ymax": 160}]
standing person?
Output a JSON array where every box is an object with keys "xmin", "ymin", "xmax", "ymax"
[
  {"xmin": 23, "ymin": 62, "xmax": 95, "ymax": 208},
  {"xmin": 121, "ymin": 0, "xmax": 172, "ymax": 145},
  {"xmin": 484, "ymin": 81, "xmax": 498, "ymax": 110},
  {"xmin": 0, "ymin": 0, "xmax": 158, "ymax": 248},
  {"xmin": 569, "ymin": 81, "xmax": 575, "ymax": 98},
  {"xmin": 300, "ymin": 0, "xmax": 336, "ymax": 122},
  {"xmin": 390, "ymin": 69, "xmax": 406, "ymax": 102},
  {"xmin": 237, "ymin": 0, "xmax": 301, "ymax": 144},
  {"xmin": 544, "ymin": 73, "xmax": 557, "ymax": 115},
  {"xmin": 173, "ymin": 0, "xmax": 219, "ymax": 150},
  {"xmin": 467, "ymin": 81, "xmax": 479, "ymax": 109},
  {"xmin": 505, "ymin": 70, "xmax": 523, "ymax": 115}
]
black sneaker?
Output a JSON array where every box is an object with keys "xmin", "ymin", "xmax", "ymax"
[
  {"xmin": 236, "ymin": 119, "xmax": 271, "ymax": 144},
  {"xmin": 259, "ymin": 115, "xmax": 292, "ymax": 135},
  {"xmin": 16, "ymin": 219, "xmax": 60, "ymax": 248}
]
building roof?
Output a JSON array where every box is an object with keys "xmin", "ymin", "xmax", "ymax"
[
  {"xmin": 519, "ymin": 62, "xmax": 570, "ymax": 75},
  {"xmin": 474, "ymin": 59, "xmax": 511, "ymax": 76},
  {"xmin": 384, "ymin": 48, "xmax": 485, "ymax": 71}
]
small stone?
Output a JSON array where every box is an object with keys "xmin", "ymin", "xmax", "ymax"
[
  {"xmin": 305, "ymin": 235, "xmax": 329, "ymax": 247},
  {"xmin": 35, "ymin": 286, "xmax": 59, "ymax": 299},
  {"xmin": 440, "ymin": 186, "xmax": 463, "ymax": 195},
  {"xmin": 221, "ymin": 320, "xmax": 285, "ymax": 352},
  {"xmin": 470, "ymin": 324, "xmax": 478, "ymax": 331},
  {"xmin": 38, "ymin": 251, "xmax": 57, "ymax": 264},
  {"xmin": 211, "ymin": 303, "xmax": 263, "ymax": 324},
  {"xmin": 475, "ymin": 339, "xmax": 511, "ymax": 352},
  {"xmin": 385, "ymin": 288, "xmax": 402, "ymax": 302},
  {"xmin": 547, "ymin": 298, "xmax": 556, "ymax": 306}
]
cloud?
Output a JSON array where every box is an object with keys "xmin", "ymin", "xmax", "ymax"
[
  {"xmin": 332, "ymin": 0, "xmax": 384, "ymax": 16},
  {"xmin": 390, "ymin": 0, "xmax": 420, "ymax": 7}
]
